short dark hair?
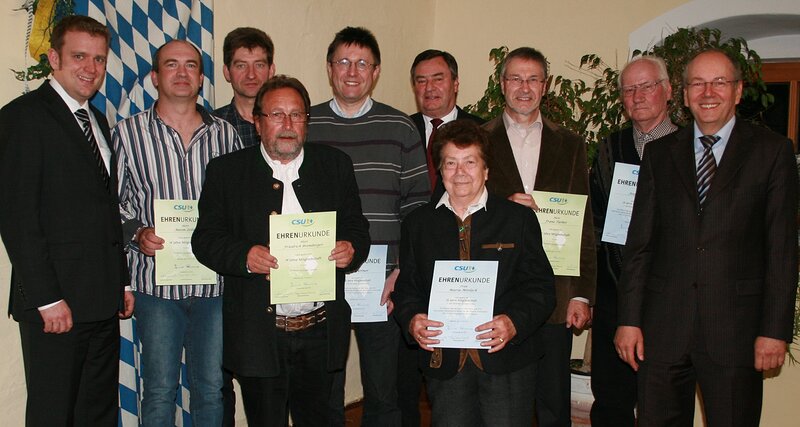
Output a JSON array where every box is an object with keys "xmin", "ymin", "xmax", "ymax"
[
  {"xmin": 410, "ymin": 49, "xmax": 458, "ymax": 81},
  {"xmin": 253, "ymin": 75, "xmax": 311, "ymax": 118},
  {"xmin": 326, "ymin": 27, "xmax": 381, "ymax": 65},
  {"xmin": 222, "ymin": 27, "xmax": 274, "ymax": 67},
  {"xmin": 501, "ymin": 47, "xmax": 548, "ymax": 79},
  {"xmin": 151, "ymin": 40, "xmax": 204, "ymax": 75},
  {"xmin": 49, "ymin": 15, "xmax": 110, "ymax": 53},
  {"xmin": 431, "ymin": 120, "xmax": 491, "ymax": 170},
  {"xmin": 682, "ymin": 48, "xmax": 743, "ymax": 84}
]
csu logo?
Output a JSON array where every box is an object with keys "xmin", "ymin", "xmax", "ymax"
[
  {"xmin": 632, "ymin": 169, "xmax": 640, "ymax": 176},
  {"xmin": 173, "ymin": 204, "xmax": 194, "ymax": 212},
  {"xmin": 454, "ymin": 265, "xmax": 475, "ymax": 273},
  {"xmin": 291, "ymin": 218, "xmax": 315, "ymax": 226},
  {"xmin": 549, "ymin": 197, "xmax": 568, "ymax": 205}
]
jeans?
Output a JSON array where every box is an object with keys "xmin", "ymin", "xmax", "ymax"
[{"xmin": 135, "ymin": 292, "xmax": 223, "ymax": 427}]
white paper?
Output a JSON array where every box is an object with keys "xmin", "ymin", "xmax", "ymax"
[
  {"xmin": 601, "ymin": 163, "xmax": 640, "ymax": 245},
  {"xmin": 427, "ymin": 260, "xmax": 498, "ymax": 349},
  {"xmin": 345, "ymin": 245, "xmax": 388, "ymax": 322}
]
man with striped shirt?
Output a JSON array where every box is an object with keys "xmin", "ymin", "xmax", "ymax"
[
  {"xmin": 113, "ymin": 40, "xmax": 242, "ymax": 427},
  {"xmin": 307, "ymin": 27, "xmax": 430, "ymax": 427}
]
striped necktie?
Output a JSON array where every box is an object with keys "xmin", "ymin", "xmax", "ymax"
[
  {"xmin": 75, "ymin": 108, "xmax": 110, "ymax": 191},
  {"xmin": 696, "ymin": 134, "xmax": 720, "ymax": 208}
]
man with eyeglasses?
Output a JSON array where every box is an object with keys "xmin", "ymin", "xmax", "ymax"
[
  {"xmin": 192, "ymin": 75, "xmax": 370, "ymax": 426},
  {"xmin": 484, "ymin": 46, "xmax": 596, "ymax": 427},
  {"xmin": 589, "ymin": 55, "xmax": 677, "ymax": 427},
  {"xmin": 113, "ymin": 40, "xmax": 243, "ymax": 426},
  {"xmin": 615, "ymin": 49, "xmax": 797, "ymax": 426},
  {"xmin": 306, "ymin": 26, "xmax": 430, "ymax": 427}
]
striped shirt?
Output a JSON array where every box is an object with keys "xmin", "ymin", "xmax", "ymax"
[
  {"xmin": 307, "ymin": 100, "xmax": 430, "ymax": 271},
  {"xmin": 113, "ymin": 104, "xmax": 243, "ymax": 299}
]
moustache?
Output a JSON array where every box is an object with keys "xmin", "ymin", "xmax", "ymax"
[{"xmin": 276, "ymin": 131, "xmax": 299, "ymax": 139}]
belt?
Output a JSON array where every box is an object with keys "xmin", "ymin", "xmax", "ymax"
[{"xmin": 275, "ymin": 306, "xmax": 326, "ymax": 332}]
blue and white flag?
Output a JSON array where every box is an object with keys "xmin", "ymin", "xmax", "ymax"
[{"xmin": 73, "ymin": 1, "xmax": 215, "ymax": 425}]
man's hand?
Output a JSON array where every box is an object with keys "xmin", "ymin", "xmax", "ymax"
[
  {"xmin": 754, "ymin": 336, "xmax": 787, "ymax": 371},
  {"xmin": 476, "ymin": 314, "xmax": 517, "ymax": 353},
  {"xmin": 40, "ymin": 300, "xmax": 73, "ymax": 333},
  {"xmin": 566, "ymin": 300, "xmax": 591, "ymax": 329},
  {"xmin": 329, "ymin": 240, "xmax": 355, "ymax": 268},
  {"xmin": 410, "ymin": 313, "xmax": 443, "ymax": 351},
  {"xmin": 118, "ymin": 291, "xmax": 135, "ymax": 319},
  {"xmin": 381, "ymin": 268, "xmax": 399, "ymax": 315},
  {"xmin": 614, "ymin": 325, "xmax": 645, "ymax": 371},
  {"xmin": 247, "ymin": 245, "xmax": 277, "ymax": 276},
  {"xmin": 507, "ymin": 193, "xmax": 538, "ymax": 210},
  {"xmin": 136, "ymin": 227, "xmax": 164, "ymax": 256}
]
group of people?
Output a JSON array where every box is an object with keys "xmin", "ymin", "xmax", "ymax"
[{"xmin": 0, "ymin": 13, "xmax": 795, "ymax": 427}]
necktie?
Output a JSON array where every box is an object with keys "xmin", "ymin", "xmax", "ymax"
[
  {"xmin": 696, "ymin": 134, "xmax": 720, "ymax": 208},
  {"xmin": 426, "ymin": 118, "xmax": 444, "ymax": 190},
  {"xmin": 75, "ymin": 108, "xmax": 110, "ymax": 191}
]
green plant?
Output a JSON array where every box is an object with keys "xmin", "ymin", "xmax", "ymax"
[{"xmin": 465, "ymin": 27, "xmax": 772, "ymax": 164}]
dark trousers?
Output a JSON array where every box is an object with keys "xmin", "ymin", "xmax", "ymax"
[
  {"xmin": 590, "ymin": 294, "xmax": 637, "ymax": 426},
  {"xmin": 534, "ymin": 323, "xmax": 573, "ymax": 427},
  {"xmin": 426, "ymin": 358, "xmax": 536, "ymax": 427},
  {"xmin": 397, "ymin": 333, "xmax": 423, "ymax": 427},
  {"xmin": 237, "ymin": 323, "xmax": 336, "ymax": 427},
  {"xmin": 222, "ymin": 368, "xmax": 236, "ymax": 427},
  {"xmin": 637, "ymin": 319, "xmax": 763, "ymax": 427},
  {"xmin": 19, "ymin": 316, "xmax": 120, "ymax": 427},
  {"xmin": 329, "ymin": 320, "xmax": 401, "ymax": 427}
]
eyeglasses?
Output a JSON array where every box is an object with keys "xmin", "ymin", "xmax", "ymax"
[
  {"xmin": 621, "ymin": 79, "xmax": 664, "ymax": 97},
  {"xmin": 503, "ymin": 76, "xmax": 545, "ymax": 88},
  {"xmin": 257, "ymin": 111, "xmax": 309, "ymax": 123},
  {"xmin": 330, "ymin": 58, "xmax": 376, "ymax": 72},
  {"xmin": 686, "ymin": 78, "xmax": 739, "ymax": 92}
]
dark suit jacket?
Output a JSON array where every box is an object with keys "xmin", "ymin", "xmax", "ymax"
[
  {"xmin": 484, "ymin": 115, "xmax": 596, "ymax": 323},
  {"xmin": 192, "ymin": 143, "xmax": 370, "ymax": 377},
  {"xmin": 0, "ymin": 81, "xmax": 127, "ymax": 323},
  {"xmin": 411, "ymin": 107, "xmax": 486, "ymax": 201},
  {"xmin": 618, "ymin": 120, "xmax": 798, "ymax": 367},
  {"xmin": 393, "ymin": 193, "xmax": 555, "ymax": 380}
]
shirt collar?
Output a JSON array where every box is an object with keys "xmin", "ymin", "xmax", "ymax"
[
  {"xmin": 502, "ymin": 110, "xmax": 543, "ymax": 137},
  {"xmin": 329, "ymin": 97, "xmax": 373, "ymax": 118},
  {"xmin": 633, "ymin": 117, "xmax": 677, "ymax": 143},
  {"xmin": 422, "ymin": 106, "xmax": 458, "ymax": 126},
  {"xmin": 50, "ymin": 79, "xmax": 91, "ymax": 113},
  {"xmin": 436, "ymin": 186, "xmax": 489, "ymax": 220},
  {"xmin": 260, "ymin": 143, "xmax": 304, "ymax": 180},
  {"xmin": 693, "ymin": 116, "xmax": 736, "ymax": 151}
]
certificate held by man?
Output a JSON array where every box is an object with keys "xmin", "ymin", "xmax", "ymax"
[
  {"xmin": 269, "ymin": 211, "xmax": 337, "ymax": 304},
  {"xmin": 154, "ymin": 199, "xmax": 216, "ymax": 285},
  {"xmin": 530, "ymin": 190, "xmax": 588, "ymax": 277},
  {"xmin": 427, "ymin": 260, "xmax": 498, "ymax": 349}
]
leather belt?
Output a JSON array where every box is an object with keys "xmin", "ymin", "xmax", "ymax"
[{"xmin": 275, "ymin": 306, "xmax": 326, "ymax": 332}]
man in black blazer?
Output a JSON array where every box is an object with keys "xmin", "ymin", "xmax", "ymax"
[
  {"xmin": 410, "ymin": 49, "xmax": 485, "ymax": 203},
  {"xmin": 615, "ymin": 50, "xmax": 798, "ymax": 426},
  {"xmin": 589, "ymin": 55, "xmax": 677, "ymax": 427},
  {"xmin": 0, "ymin": 16, "xmax": 132, "ymax": 426},
  {"xmin": 192, "ymin": 75, "xmax": 370, "ymax": 426}
]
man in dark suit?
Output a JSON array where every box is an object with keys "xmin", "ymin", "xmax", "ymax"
[
  {"xmin": 400, "ymin": 48, "xmax": 485, "ymax": 426},
  {"xmin": 484, "ymin": 47, "xmax": 596, "ymax": 427},
  {"xmin": 615, "ymin": 49, "xmax": 798, "ymax": 427},
  {"xmin": 0, "ymin": 15, "xmax": 132, "ymax": 426},
  {"xmin": 192, "ymin": 75, "xmax": 370, "ymax": 426},
  {"xmin": 410, "ymin": 49, "xmax": 485, "ymax": 203},
  {"xmin": 589, "ymin": 55, "xmax": 677, "ymax": 427}
]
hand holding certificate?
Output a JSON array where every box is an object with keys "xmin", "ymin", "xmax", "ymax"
[
  {"xmin": 269, "ymin": 211, "xmax": 337, "ymax": 304},
  {"xmin": 426, "ymin": 260, "xmax": 498, "ymax": 349}
]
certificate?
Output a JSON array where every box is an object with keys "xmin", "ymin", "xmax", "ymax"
[
  {"xmin": 602, "ymin": 163, "xmax": 640, "ymax": 245},
  {"xmin": 345, "ymin": 245, "xmax": 388, "ymax": 323},
  {"xmin": 269, "ymin": 211, "xmax": 336, "ymax": 304},
  {"xmin": 530, "ymin": 191, "xmax": 588, "ymax": 277},
  {"xmin": 154, "ymin": 199, "xmax": 216, "ymax": 286},
  {"xmin": 427, "ymin": 260, "xmax": 498, "ymax": 349}
]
